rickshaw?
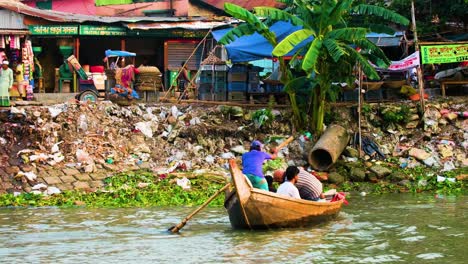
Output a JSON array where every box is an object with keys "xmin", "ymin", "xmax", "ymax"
[{"xmin": 76, "ymin": 49, "xmax": 137, "ymax": 103}]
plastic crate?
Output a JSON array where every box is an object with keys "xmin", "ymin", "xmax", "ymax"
[
  {"xmin": 214, "ymin": 92, "xmax": 226, "ymax": 101},
  {"xmin": 248, "ymin": 83, "xmax": 263, "ymax": 93},
  {"xmin": 228, "ymin": 72, "xmax": 247, "ymax": 82},
  {"xmin": 342, "ymin": 89, "xmax": 359, "ymax": 102},
  {"xmin": 228, "ymin": 82, "xmax": 247, "ymax": 92},
  {"xmin": 265, "ymin": 83, "xmax": 284, "ymax": 93},
  {"xmin": 248, "ymin": 72, "xmax": 259, "ymax": 82},
  {"xmin": 229, "ymin": 64, "xmax": 248, "ymax": 72},
  {"xmin": 365, "ymin": 89, "xmax": 383, "ymax": 102},
  {"xmin": 228, "ymin": 92, "xmax": 246, "ymax": 101}
]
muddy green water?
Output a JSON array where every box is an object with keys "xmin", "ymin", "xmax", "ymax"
[{"xmin": 0, "ymin": 193, "xmax": 466, "ymax": 263}]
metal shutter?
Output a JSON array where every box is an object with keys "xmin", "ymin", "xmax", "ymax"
[{"xmin": 166, "ymin": 40, "xmax": 203, "ymax": 71}]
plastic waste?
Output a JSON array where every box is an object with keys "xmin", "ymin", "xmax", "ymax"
[
  {"xmin": 220, "ymin": 152, "xmax": 235, "ymax": 159},
  {"xmin": 48, "ymin": 106, "xmax": 63, "ymax": 118},
  {"xmin": 46, "ymin": 186, "xmax": 61, "ymax": 195},
  {"xmin": 441, "ymin": 161, "xmax": 455, "ymax": 172},
  {"xmin": 134, "ymin": 121, "xmax": 153, "ymax": 138},
  {"xmin": 78, "ymin": 114, "xmax": 88, "ymax": 132},
  {"xmin": 176, "ymin": 177, "xmax": 191, "ymax": 190},
  {"xmin": 189, "ymin": 117, "xmax": 201, "ymax": 126},
  {"xmin": 437, "ymin": 175, "xmax": 456, "ymax": 183},
  {"xmin": 51, "ymin": 141, "xmax": 63, "ymax": 153},
  {"xmin": 32, "ymin": 183, "xmax": 47, "ymax": 190},
  {"xmin": 205, "ymin": 155, "xmax": 215, "ymax": 164},
  {"xmin": 10, "ymin": 106, "xmax": 26, "ymax": 116},
  {"xmin": 76, "ymin": 149, "xmax": 91, "ymax": 164}
]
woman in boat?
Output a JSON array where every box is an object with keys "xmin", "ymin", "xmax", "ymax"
[
  {"xmin": 276, "ymin": 166, "xmax": 300, "ymax": 199},
  {"xmin": 242, "ymin": 140, "xmax": 278, "ymax": 191}
]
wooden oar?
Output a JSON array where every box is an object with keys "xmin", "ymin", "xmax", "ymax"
[
  {"xmin": 276, "ymin": 136, "xmax": 295, "ymax": 151},
  {"xmin": 168, "ymin": 182, "xmax": 231, "ymax": 233}
]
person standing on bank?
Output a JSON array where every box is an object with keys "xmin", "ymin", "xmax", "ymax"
[
  {"xmin": 0, "ymin": 61, "xmax": 13, "ymax": 107},
  {"xmin": 242, "ymin": 140, "xmax": 278, "ymax": 191},
  {"xmin": 178, "ymin": 62, "xmax": 190, "ymax": 99},
  {"xmin": 276, "ymin": 166, "xmax": 300, "ymax": 199}
]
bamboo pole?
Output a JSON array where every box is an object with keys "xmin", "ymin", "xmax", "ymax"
[
  {"xmin": 358, "ymin": 65, "xmax": 363, "ymax": 158},
  {"xmin": 411, "ymin": 0, "xmax": 426, "ymax": 114},
  {"xmin": 164, "ymin": 29, "xmax": 213, "ymax": 100}
]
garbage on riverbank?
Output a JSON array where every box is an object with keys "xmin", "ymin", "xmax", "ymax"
[{"xmin": 0, "ymin": 97, "xmax": 467, "ymax": 198}]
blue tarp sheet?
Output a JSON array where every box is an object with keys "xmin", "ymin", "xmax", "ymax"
[
  {"xmin": 105, "ymin": 50, "xmax": 136, "ymax": 57},
  {"xmin": 213, "ymin": 22, "xmax": 404, "ymax": 62},
  {"xmin": 212, "ymin": 21, "xmax": 313, "ymax": 63}
]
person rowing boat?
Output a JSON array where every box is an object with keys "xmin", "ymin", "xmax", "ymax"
[{"xmin": 242, "ymin": 140, "xmax": 278, "ymax": 191}]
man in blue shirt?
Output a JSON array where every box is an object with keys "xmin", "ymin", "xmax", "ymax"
[{"xmin": 242, "ymin": 140, "xmax": 278, "ymax": 191}]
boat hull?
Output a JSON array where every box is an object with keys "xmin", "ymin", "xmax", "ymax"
[{"xmin": 225, "ymin": 159, "xmax": 343, "ymax": 230}]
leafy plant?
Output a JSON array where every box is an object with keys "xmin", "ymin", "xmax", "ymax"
[
  {"xmin": 382, "ymin": 105, "xmax": 411, "ymax": 125},
  {"xmin": 251, "ymin": 108, "xmax": 274, "ymax": 128}
]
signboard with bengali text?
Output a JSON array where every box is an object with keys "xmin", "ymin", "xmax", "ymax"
[
  {"xmin": 29, "ymin": 25, "xmax": 78, "ymax": 35},
  {"xmin": 421, "ymin": 44, "xmax": 468, "ymax": 64},
  {"xmin": 79, "ymin": 25, "xmax": 127, "ymax": 36}
]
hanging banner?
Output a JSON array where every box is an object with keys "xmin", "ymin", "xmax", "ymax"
[
  {"xmin": 421, "ymin": 44, "xmax": 468, "ymax": 64},
  {"xmin": 29, "ymin": 25, "xmax": 78, "ymax": 35},
  {"xmin": 374, "ymin": 52, "xmax": 420, "ymax": 72},
  {"xmin": 79, "ymin": 25, "xmax": 127, "ymax": 36}
]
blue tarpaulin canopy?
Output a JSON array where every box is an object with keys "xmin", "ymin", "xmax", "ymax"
[
  {"xmin": 212, "ymin": 22, "xmax": 404, "ymax": 63},
  {"xmin": 212, "ymin": 21, "xmax": 312, "ymax": 63},
  {"xmin": 105, "ymin": 50, "xmax": 136, "ymax": 57}
]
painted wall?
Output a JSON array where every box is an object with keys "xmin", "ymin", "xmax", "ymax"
[{"xmin": 22, "ymin": 0, "xmax": 189, "ymax": 17}]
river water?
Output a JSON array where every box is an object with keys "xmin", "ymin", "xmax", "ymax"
[{"xmin": 0, "ymin": 193, "xmax": 466, "ymax": 263}]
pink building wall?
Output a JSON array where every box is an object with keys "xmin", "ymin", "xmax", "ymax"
[{"xmin": 23, "ymin": 0, "xmax": 189, "ymax": 17}]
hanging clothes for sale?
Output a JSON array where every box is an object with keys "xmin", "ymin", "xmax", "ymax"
[{"xmin": 0, "ymin": 36, "xmax": 4, "ymax": 49}]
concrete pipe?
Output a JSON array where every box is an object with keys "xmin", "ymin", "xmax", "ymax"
[{"xmin": 308, "ymin": 125, "xmax": 349, "ymax": 171}]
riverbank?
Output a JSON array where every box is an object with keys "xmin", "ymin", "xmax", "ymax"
[{"xmin": 1, "ymin": 97, "xmax": 467, "ymax": 207}]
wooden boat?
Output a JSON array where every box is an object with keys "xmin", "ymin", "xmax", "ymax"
[{"xmin": 224, "ymin": 159, "xmax": 344, "ymax": 229}]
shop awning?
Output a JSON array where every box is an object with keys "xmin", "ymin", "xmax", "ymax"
[
  {"xmin": 105, "ymin": 50, "xmax": 136, "ymax": 57},
  {"xmin": 212, "ymin": 21, "xmax": 312, "ymax": 63},
  {"xmin": 213, "ymin": 22, "xmax": 405, "ymax": 63},
  {"xmin": 0, "ymin": 29, "xmax": 30, "ymax": 35},
  {"xmin": 366, "ymin": 32, "xmax": 404, "ymax": 47}
]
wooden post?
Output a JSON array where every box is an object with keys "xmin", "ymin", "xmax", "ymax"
[
  {"xmin": 358, "ymin": 65, "xmax": 363, "ymax": 158},
  {"xmin": 411, "ymin": 0, "xmax": 425, "ymax": 114}
]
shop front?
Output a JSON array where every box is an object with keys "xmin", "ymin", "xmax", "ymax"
[{"xmin": 0, "ymin": 9, "xmax": 36, "ymax": 103}]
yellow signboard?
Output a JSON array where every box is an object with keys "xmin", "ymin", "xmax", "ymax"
[{"xmin": 421, "ymin": 44, "xmax": 468, "ymax": 64}]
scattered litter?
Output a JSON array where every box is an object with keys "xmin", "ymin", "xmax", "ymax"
[{"xmin": 176, "ymin": 177, "xmax": 191, "ymax": 190}]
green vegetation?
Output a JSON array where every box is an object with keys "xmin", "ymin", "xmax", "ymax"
[
  {"xmin": 338, "ymin": 166, "xmax": 466, "ymax": 195},
  {"xmin": 0, "ymin": 166, "xmax": 464, "ymax": 208},
  {"xmin": 381, "ymin": 105, "xmax": 411, "ymax": 125},
  {"xmin": 252, "ymin": 108, "xmax": 274, "ymax": 128},
  {"xmin": 221, "ymin": 1, "xmax": 409, "ymax": 133},
  {"xmin": 0, "ymin": 171, "xmax": 227, "ymax": 208}
]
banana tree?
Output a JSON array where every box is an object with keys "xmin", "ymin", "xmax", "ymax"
[
  {"xmin": 218, "ymin": 3, "xmax": 305, "ymax": 129},
  {"xmin": 269, "ymin": 0, "xmax": 409, "ymax": 132}
]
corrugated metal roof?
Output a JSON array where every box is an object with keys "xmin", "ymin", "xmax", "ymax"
[
  {"xmin": 0, "ymin": 0, "xmax": 207, "ymax": 23},
  {"xmin": 0, "ymin": 9, "xmax": 27, "ymax": 29},
  {"xmin": 125, "ymin": 20, "xmax": 233, "ymax": 30},
  {"xmin": 196, "ymin": 0, "xmax": 284, "ymax": 12}
]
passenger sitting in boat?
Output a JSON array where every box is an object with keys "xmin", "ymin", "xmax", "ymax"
[
  {"xmin": 276, "ymin": 166, "xmax": 300, "ymax": 199},
  {"xmin": 297, "ymin": 167, "xmax": 325, "ymax": 201},
  {"xmin": 265, "ymin": 175, "xmax": 276, "ymax": 192},
  {"xmin": 274, "ymin": 167, "xmax": 325, "ymax": 201},
  {"xmin": 242, "ymin": 140, "xmax": 278, "ymax": 191}
]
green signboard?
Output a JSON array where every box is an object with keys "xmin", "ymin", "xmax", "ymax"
[
  {"xmin": 79, "ymin": 25, "xmax": 127, "ymax": 36},
  {"xmin": 29, "ymin": 25, "xmax": 78, "ymax": 35},
  {"xmin": 421, "ymin": 44, "xmax": 468, "ymax": 64},
  {"xmin": 129, "ymin": 29, "xmax": 207, "ymax": 38}
]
